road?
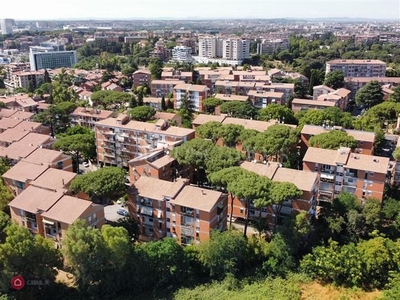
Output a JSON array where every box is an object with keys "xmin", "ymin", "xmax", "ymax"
[{"xmin": 104, "ymin": 203, "xmax": 128, "ymax": 222}]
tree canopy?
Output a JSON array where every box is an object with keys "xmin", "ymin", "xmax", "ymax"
[
  {"xmin": 324, "ymin": 70, "xmax": 344, "ymax": 89},
  {"xmin": 355, "ymin": 80, "xmax": 384, "ymax": 108},
  {"xmin": 203, "ymin": 97, "xmax": 223, "ymax": 114},
  {"xmin": 70, "ymin": 167, "xmax": 126, "ymax": 203},
  {"xmin": 309, "ymin": 130, "xmax": 358, "ymax": 149},
  {"xmin": 258, "ymin": 104, "xmax": 297, "ymax": 124},
  {"xmin": 128, "ymin": 106, "xmax": 156, "ymax": 122}
]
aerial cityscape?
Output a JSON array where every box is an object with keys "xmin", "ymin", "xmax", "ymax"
[{"xmin": 1, "ymin": 1, "xmax": 400, "ymax": 299}]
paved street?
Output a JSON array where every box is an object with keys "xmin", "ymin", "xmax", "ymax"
[{"xmin": 104, "ymin": 203, "xmax": 128, "ymax": 222}]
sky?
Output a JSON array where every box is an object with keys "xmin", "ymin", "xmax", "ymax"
[{"xmin": 2, "ymin": 0, "xmax": 400, "ymax": 20}]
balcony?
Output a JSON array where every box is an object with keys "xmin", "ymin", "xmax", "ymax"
[
  {"xmin": 318, "ymin": 190, "xmax": 333, "ymax": 202},
  {"xmin": 104, "ymin": 131, "xmax": 115, "ymax": 136},
  {"xmin": 181, "ymin": 225, "xmax": 194, "ymax": 237},
  {"xmin": 343, "ymin": 178, "xmax": 357, "ymax": 187},
  {"xmin": 320, "ymin": 182, "xmax": 334, "ymax": 191},
  {"xmin": 181, "ymin": 208, "xmax": 194, "ymax": 217},
  {"xmin": 321, "ymin": 168, "xmax": 335, "ymax": 175},
  {"xmin": 140, "ymin": 198, "xmax": 153, "ymax": 207},
  {"xmin": 104, "ymin": 152, "xmax": 116, "ymax": 158}
]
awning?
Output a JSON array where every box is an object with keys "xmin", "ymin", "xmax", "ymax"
[
  {"xmin": 320, "ymin": 173, "xmax": 335, "ymax": 180},
  {"xmin": 43, "ymin": 219, "xmax": 54, "ymax": 225}
]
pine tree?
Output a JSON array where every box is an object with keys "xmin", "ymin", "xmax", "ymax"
[{"xmin": 161, "ymin": 96, "xmax": 167, "ymax": 111}]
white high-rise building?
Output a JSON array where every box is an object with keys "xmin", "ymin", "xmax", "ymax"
[
  {"xmin": 223, "ymin": 38, "xmax": 250, "ymax": 60},
  {"xmin": 29, "ymin": 46, "xmax": 77, "ymax": 71},
  {"xmin": 171, "ymin": 46, "xmax": 193, "ymax": 63},
  {"xmin": 198, "ymin": 36, "xmax": 223, "ymax": 58},
  {"xmin": 0, "ymin": 19, "xmax": 14, "ymax": 35}
]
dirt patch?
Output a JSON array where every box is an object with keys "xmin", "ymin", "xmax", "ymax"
[
  {"xmin": 301, "ymin": 282, "xmax": 382, "ymax": 300},
  {"xmin": 56, "ymin": 269, "xmax": 75, "ymax": 287}
]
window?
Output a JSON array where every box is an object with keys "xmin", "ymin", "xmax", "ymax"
[
  {"xmin": 369, "ymin": 172, "xmax": 374, "ymax": 177},
  {"xmin": 240, "ymin": 208, "xmax": 244, "ymax": 214},
  {"xmin": 57, "ymin": 161, "xmax": 63, "ymax": 169},
  {"xmin": 149, "ymin": 218, "xmax": 154, "ymax": 223}
]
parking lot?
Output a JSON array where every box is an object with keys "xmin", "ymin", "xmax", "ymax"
[{"xmin": 104, "ymin": 203, "xmax": 128, "ymax": 222}]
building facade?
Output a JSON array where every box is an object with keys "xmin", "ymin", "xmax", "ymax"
[
  {"xmin": 29, "ymin": 46, "xmax": 77, "ymax": 71},
  {"xmin": 326, "ymin": 59, "xmax": 386, "ymax": 77}
]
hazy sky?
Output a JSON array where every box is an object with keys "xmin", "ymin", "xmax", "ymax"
[{"xmin": 2, "ymin": 0, "xmax": 400, "ymax": 20}]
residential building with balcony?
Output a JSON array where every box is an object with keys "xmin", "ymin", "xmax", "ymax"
[
  {"xmin": 247, "ymin": 90, "xmax": 284, "ymax": 108},
  {"xmin": 151, "ymin": 80, "xmax": 184, "ymax": 97},
  {"xmin": 214, "ymin": 94, "xmax": 249, "ymax": 103},
  {"xmin": 173, "ymin": 83, "xmax": 210, "ymax": 112},
  {"xmin": 161, "ymin": 70, "xmax": 193, "ymax": 83},
  {"xmin": 95, "ymin": 116, "xmax": 195, "ymax": 167},
  {"xmin": 171, "ymin": 46, "xmax": 193, "ymax": 63},
  {"xmin": 198, "ymin": 36, "xmax": 223, "ymax": 58},
  {"xmin": 312, "ymin": 85, "xmax": 335, "ymax": 100},
  {"xmin": 303, "ymin": 147, "xmax": 390, "ymax": 203},
  {"xmin": 128, "ymin": 176, "xmax": 227, "ymax": 244},
  {"xmin": 326, "ymin": 59, "xmax": 386, "ymax": 77},
  {"xmin": 300, "ymin": 125, "xmax": 375, "ymax": 156},
  {"xmin": 71, "ymin": 107, "xmax": 114, "ymax": 129},
  {"xmin": 258, "ymin": 82, "xmax": 294, "ymax": 103},
  {"xmin": 236, "ymin": 161, "xmax": 318, "ymax": 226},
  {"xmin": 291, "ymin": 98, "xmax": 338, "ymax": 113},
  {"xmin": 9, "ymin": 187, "xmax": 105, "ymax": 248},
  {"xmin": 344, "ymin": 77, "xmax": 400, "ymax": 96},
  {"xmin": 256, "ymin": 39, "xmax": 289, "ymax": 55},
  {"xmin": 133, "ymin": 69, "xmax": 152, "ymax": 88}
]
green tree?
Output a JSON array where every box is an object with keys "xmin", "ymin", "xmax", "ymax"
[
  {"xmin": 258, "ymin": 104, "xmax": 297, "ymax": 124},
  {"xmin": 309, "ymin": 130, "xmax": 358, "ymax": 149},
  {"xmin": 178, "ymin": 94, "xmax": 195, "ymax": 128},
  {"xmin": 69, "ymin": 167, "xmax": 126, "ymax": 204},
  {"xmin": 324, "ymin": 70, "xmax": 345, "ymax": 89},
  {"xmin": 205, "ymin": 147, "xmax": 244, "ymax": 174},
  {"xmin": 196, "ymin": 121, "xmax": 223, "ymax": 143},
  {"xmin": 220, "ymin": 101, "xmax": 257, "ymax": 119},
  {"xmin": 128, "ymin": 106, "xmax": 156, "ymax": 122},
  {"xmin": 197, "ymin": 230, "xmax": 249, "ymax": 279},
  {"xmin": 0, "ymin": 224, "xmax": 62, "ymax": 294},
  {"xmin": 34, "ymin": 101, "xmax": 77, "ymax": 135},
  {"xmin": 171, "ymin": 138, "xmax": 215, "ymax": 171},
  {"xmin": 0, "ymin": 211, "xmax": 11, "ymax": 244},
  {"xmin": 148, "ymin": 58, "xmax": 163, "ymax": 79},
  {"xmin": 208, "ymin": 167, "xmax": 247, "ymax": 229},
  {"xmin": 355, "ymin": 80, "xmax": 384, "ymax": 108},
  {"xmin": 219, "ymin": 124, "xmax": 244, "ymax": 147},
  {"xmin": 203, "ymin": 97, "xmax": 223, "ymax": 114},
  {"xmin": 161, "ymin": 95, "xmax": 167, "ymax": 111}
]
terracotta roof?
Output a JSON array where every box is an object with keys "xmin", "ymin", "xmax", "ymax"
[
  {"xmin": 333, "ymin": 88, "xmax": 351, "ymax": 98},
  {"xmin": 0, "ymin": 128, "xmax": 30, "ymax": 143},
  {"xmin": 313, "ymin": 85, "xmax": 335, "ymax": 92},
  {"xmin": 41, "ymin": 196, "xmax": 96, "ymax": 225},
  {"xmin": 303, "ymin": 147, "xmax": 351, "ymax": 166},
  {"xmin": 71, "ymin": 107, "xmax": 113, "ymax": 119},
  {"xmin": 223, "ymin": 117, "xmax": 295, "ymax": 132},
  {"xmin": 151, "ymin": 80, "xmax": 184, "ymax": 85},
  {"xmin": 345, "ymin": 77, "xmax": 400, "ymax": 83},
  {"xmin": 0, "ymin": 133, "xmax": 52, "ymax": 160},
  {"xmin": 172, "ymin": 185, "xmax": 223, "ymax": 212},
  {"xmin": 232, "ymin": 70, "xmax": 266, "ymax": 76},
  {"xmin": 301, "ymin": 125, "xmax": 375, "ymax": 143},
  {"xmin": 13, "ymin": 121, "xmax": 45, "ymax": 132},
  {"xmin": 24, "ymin": 148, "xmax": 66, "ymax": 165},
  {"xmin": 215, "ymin": 80, "xmax": 240, "ymax": 87},
  {"xmin": 345, "ymin": 154, "xmax": 390, "ymax": 174},
  {"xmin": 15, "ymin": 97, "xmax": 37, "ymax": 108},
  {"xmin": 8, "ymin": 186, "xmax": 64, "ymax": 213},
  {"xmin": 134, "ymin": 176, "xmax": 186, "ymax": 200},
  {"xmin": 29, "ymin": 168, "xmax": 76, "ymax": 192},
  {"xmin": 240, "ymin": 161, "xmax": 280, "ymax": 179},
  {"xmin": 272, "ymin": 168, "xmax": 318, "ymax": 192},
  {"xmin": 327, "ymin": 59, "xmax": 386, "ymax": 65},
  {"xmin": 143, "ymin": 97, "xmax": 162, "ymax": 104},
  {"xmin": 174, "ymin": 83, "xmax": 209, "ymax": 92},
  {"xmin": 248, "ymin": 90, "xmax": 284, "ymax": 98},
  {"xmin": 292, "ymin": 98, "xmax": 337, "ymax": 107},
  {"xmin": 154, "ymin": 112, "xmax": 179, "ymax": 120},
  {"xmin": 2, "ymin": 161, "xmax": 49, "ymax": 182},
  {"xmin": 214, "ymin": 94, "xmax": 248, "ymax": 102},
  {"xmin": 192, "ymin": 114, "xmax": 226, "ymax": 126},
  {"xmin": 0, "ymin": 109, "xmax": 17, "ymax": 118},
  {"xmin": 0, "ymin": 118, "xmax": 23, "ymax": 130},
  {"xmin": 133, "ymin": 69, "xmax": 151, "ymax": 75},
  {"xmin": 150, "ymin": 155, "xmax": 175, "ymax": 169}
]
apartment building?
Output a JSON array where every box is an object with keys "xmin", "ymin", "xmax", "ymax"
[
  {"xmin": 326, "ymin": 59, "xmax": 386, "ymax": 77},
  {"xmin": 344, "ymin": 77, "xmax": 400, "ymax": 95},
  {"xmin": 0, "ymin": 94, "xmax": 38, "ymax": 112},
  {"xmin": 95, "ymin": 116, "xmax": 195, "ymax": 168},
  {"xmin": 0, "ymin": 19, "xmax": 14, "ymax": 35},
  {"xmin": 9, "ymin": 187, "xmax": 105, "ymax": 248},
  {"xmin": 292, "ymin": 98, "xmax": 338, "ymax": 113},
  {"xmin": 198, "ymin": 36, "xmax": 223, "ymax": 58},
  {"xmin": 71, "ymin": 107, "xmax": 114, "ymax": 129},
  {"xmin": 300, "ymin": 125, "xmax": 375, "ymax": 155},
  {"xmin": 7, "ymin": 71, "xmax": 45, "ymax": 90},
  {"xmin": 222, "ymin": 38, "xmax": 250, "ymax": 60},
  {"xmin": 247, "ymin": 90, "xmax": 285, "ymax": 108},
  {"xmin": 256, "ymin": 39, "xmax": 289, "ymax": 55},
  {"xmin": 303, "ymin": 147, "xmax": 389, "ymax": 203},
  {"xmin": 227, "ymin": 162, "xmax": 318, "ymax": 226},
  {"xmin": 313, "ymin": 85, "xmax": 335, "ymax": 100},
  {"xmin": 173, "ymin": 83, "xmax": 210, "ymax": 112},
  {"xmin": 151, "ymin": 80, "xmax": 184, "ymax": 97},
  {"xmin": 171, "ymin": 46, "xmax": 193, "ymax": 63},
  {"xmin": 258, "ymin": 82, "xmax": 295, "ymax": 103},
  {"xmin": 29, "ymin": 46, "xmax": 77, "ymax": 71},
  {"xmin": 128, "ymin": 176, "xmax": 227, "ymax": 244},
  {"xmin": 214, "ymin": 94, "xmax": 249, "ymax": 103},
  {"xmin": 25, "ymin": 148, "xmax": 73, "ymax": 172},
  {"xmin": 161, "ymin": 70, "xmax": 193, "ymax": 83},
  {"xmin": 0, "ymin": 132, "xmax": 54, "ymax": 163}
]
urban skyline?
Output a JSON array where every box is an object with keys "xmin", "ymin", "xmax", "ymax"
[{"xmin": 2, "ymin": 0, "xmax": 400, "ymax": 20}]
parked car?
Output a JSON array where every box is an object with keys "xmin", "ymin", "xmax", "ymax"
[{"xmin": 117, "ymin": 209, "xmax": 129, "ymax": 217}]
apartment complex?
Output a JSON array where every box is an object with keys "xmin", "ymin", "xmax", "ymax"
[
  {"xmin": 198, "ymin": 36, "xmax": 223, "ymax": 58},
  {"xmin": 150, "ymin": 80, "xmax": 184, "ymax": 97},
  {"xmin": 256, "ymin": 39, "xmax": 289, "ymax": 55},
  {"xmin": 325, "ymin": 59, "xmax": 386, "ymax": 77},
  {"xmin": 70, "ymin": 107, "xmax": 114, "ymax": 129},
  {"xmin": 128, "ymin": 176, "xmax": 227, "ymax": 245},
  {"xmin": 171, "ymin": 46, "xmax": 193, "ymax": 63},
  {"xmin": 6, "ymin": 70, "xmax": 45, "ymax": 90},
  {"xmin": 303, "ymin": 147, "xmax": 389, "ymax": 203},
  {"xmin": 174, "ymin": 83, "xmax": 210, "ymax": 112},
  {"xmin": 344, "ymin": 77, "xmax": 400, "ymax": 95},
  {"xmin": 132, "ymin": 69, "xmax": 151, "ymax": 88},
  {"xmin": 95, "ymin": 115, "xmax": 195, "ymax": 167},
  {"xmin": 197, "ymin": 37, "xmax": 250, "ymax": 61},
  {"xmin": 0, "ymin": 19, "xmax": 14, "ymax": 35}
]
